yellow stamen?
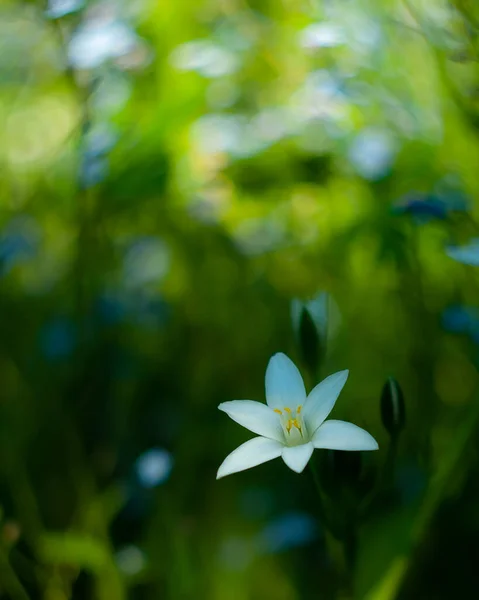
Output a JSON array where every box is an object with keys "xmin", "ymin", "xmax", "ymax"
[
  {"xmin": 285, "ymin": 418, "xmax": 302, "ymax": 435},
  {"xmin": 274, "ymin": 408, "xmax": 283, "ymax": 415},
  {"xmin": 284, "ymin": 407, "xmax": 292, "ymax": 414},
  {"xmin": 297, "ymin": 405, "xmax": 302, "ymax": 414}
]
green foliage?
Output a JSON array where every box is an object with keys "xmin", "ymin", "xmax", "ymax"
[
  {"xmin": 1, "ymin": 0, "xmax": 479, "ymax": 598},
  {"xmin": 38, "ymin": 533, "xmax": 109, "ymax": 573}
]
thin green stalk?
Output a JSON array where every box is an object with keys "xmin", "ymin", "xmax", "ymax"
[
  {"xmin": 360, "ymin": 434, "xmax": 399, "ymax": 517},
  {"xmin": 385, "ymin": 395, "xmax": 479, "ymax": 598},
  {"xmin": 0, "ymin": 546, "xmax": 30, "ymax": 600},
  {"xmin": 309, "ymin": 462, "xmax": 356, "ymax": 597},
  {"xmin": 414, "ymin": 397, "xmax": 479, "ymax": 539},
  {"xmin": 309, "ymin": 461, "xmax": 334, "ymax": 533}
]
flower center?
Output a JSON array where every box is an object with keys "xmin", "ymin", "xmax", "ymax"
[{"xmin": 274, "ymin": 405, "xmax": 307, "ymax": 446}]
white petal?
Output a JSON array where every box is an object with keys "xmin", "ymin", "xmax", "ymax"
[
  {"xmin": 312, "ymin": 420, "xmax": 378, "ymax": 451},
  {"xmin": 216, "ymin": 437, "xmax": 283, "ymax": 479},
  {"xmin": 281, "ymin": 442, "xmax": 314, "ymax": 473},
  {"xmin": 265, "ymin": 352, "xmax": 306, "ymax": 409},
  {"xmin": 303, "ymin": 370, "xmax": 349, "ymax": 433},
  {"xmin": 218, "ymin": 400, "xmax": 284, "ymax": 442}
]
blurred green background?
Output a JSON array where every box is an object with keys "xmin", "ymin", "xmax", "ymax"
[{"xmin": 2, "ymin": 0, "xmax": 479, "ymax": 598}]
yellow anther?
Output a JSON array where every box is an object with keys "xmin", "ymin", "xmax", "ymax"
[
  {"xmin": 293, "ymin": 419, "xmax": 303, "ymax": 435},
  {"xmin": 297, "ymin": 405, "xmax": 302, "ymax": 414},
  {"xmin": 284, "ymin": 407, "xmax": 292, "ymax": 414},
  {"xmin": 285, "ymin": 418, "xmax": 302, "ymax": 435},
  {"xmin": 274, "ymin": 408, "xmax": 283, "ymax": 415}
]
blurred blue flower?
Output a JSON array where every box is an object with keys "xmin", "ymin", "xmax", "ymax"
[
  {"xmin": 470, "ymin": 329, "xmax": 479, "ymax": 346},
  {"xmin": 91, "ymin": 72, "xmax": 132, "ymax": 115},
  {"xmin": 394, "ymin": 185, "xmax": 469, "ymax": 222},
  {"xmin": 170, "ymin": 40, "xmax": 240, "ymax": 78},
  {"xmin": 129, "ymin": 294, "xmax": 170, "ymax": 328},
  {"xmin": 84, "ymin": 123, "xmax": 118, "ymax": 159},
  {"xmin": 0, "ymin": 218, "xmax": 40, "ymax": 275},
  {"xmin": 396, "ymin": 463, "xmax": 426, "ymax": 506},
  {"xmin": 79, "ymin": 123, "xmax": 117, "ymax": 188},
  {"xmin": 393, "ymin": 195, "xmax": 448, "ymax": 221},
  {"xmin": 40, "ymin": 318, "xmax": 76, "ymax": 361},
  {"xmin": 348, "ymin": 128, "xmax": 397, "ymax": 180},
  {"xmin": 300, "ymin": 23, "xmax": 345, "ymax": 49},
  {"xmin": 256, "ymin": 511, "xmax": 317, "ymax": 554},
  {"xmin": 95, "ymin": 289, "xmax": 170, "ymax": 330},
  {"xmin": 442, "ymin": 306, "xmax": 479, "ymax": 347},
  {"xmin": 95, "ymin": 292, "xmax": 128, "ymax": 325},
  {"xmin": 447, "ymin": 238, "xmax": 479, "ymax": 266},
  {"xmin": 81, "ymin": 156, "xmax": 108, "ymax": 188},
  {"xmin": 46, "ymin": 0, "xmax": 84, "ymax": 19},
  {"xmin": 442, "ymin": 306, "xmax": 475, "ymax": 334},
  {"xmin": 192, "ymin": 111, "xmax": 289, "ymax": 158},
  {"xmin": 291, "ymin": 70, "xmax": 347, "ymax": 127},
  {"xmin": 123, "ymin": 237, "xmax": 170, "ymax": 289},
  {"xmin": 434, "ymin": 174, "xmax": 469, "ymax": 211},
  {"xmin": 68, "ymin": 16, "xmax": 140, "ymax": 70},
  {"xmin": 135, "ymin": 448, "xmax": 173, "ymax": 488}
]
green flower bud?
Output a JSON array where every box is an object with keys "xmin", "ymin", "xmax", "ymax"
[
  {"xmin": 380, "ymin": 377, "xmax": 405, "ymax": 437},
  {"xmin": 291, "ymin": 292, "xmax": 340, "ymax": 376},
  {"xmin": 298, "ymin": 305, "xmax": 321, "ymax": 377}
]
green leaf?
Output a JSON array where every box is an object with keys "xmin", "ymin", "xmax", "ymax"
[{"xmin": 37, "ymin": 532, "xmax": 109, "ymax": 573}]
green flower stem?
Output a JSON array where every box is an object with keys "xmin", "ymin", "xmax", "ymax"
[
  {"xmin": 309, "ymin": 461, "xmax": 357, "ymax": 597},
  {"xmin": 360, "ymin": 433, "xmax": 399, "ymax": 517},
  {"xmin": 343, "ymin": 529, "xmax": 357, "ymax": 573},
  {"xmin": 309, "ymin": 461, "xmax": 335, "ymax": 535},
  {"xmin": 47, "ymin": 5, "xmax": 99, "ymax": 329},
  {"xmin": 414, "ymin": 397, "xmax": 479, "ymax": 540},
  {"xmin": 0, "ymin": 545, "xmax": 30, "ymax": 600},
  {"xmin": 385, "ymin": 397, "xmax": 479, "ymax": 599}
]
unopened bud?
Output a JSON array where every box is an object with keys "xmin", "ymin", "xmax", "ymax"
[
  {"xmin": 298, "ymin": 305, "xmax": 321, "ymax": 377},
  {"xmin": 291, "ymin": 293, "xmax": 340, "ymax": 376},
  {"xmin": 380, "ymin": 377, "xmax": 405, "ymax": 436}
]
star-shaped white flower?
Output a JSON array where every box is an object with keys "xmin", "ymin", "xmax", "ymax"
[{"xmin": 217, "ymin": 352, "xmax": 378, "ymax": 478}]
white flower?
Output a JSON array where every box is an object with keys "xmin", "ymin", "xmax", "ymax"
[{"xmin": 217, "ymin": 353, "xmax": 378, "ymax": 478}]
